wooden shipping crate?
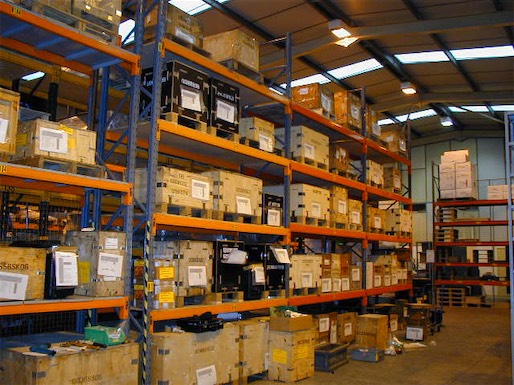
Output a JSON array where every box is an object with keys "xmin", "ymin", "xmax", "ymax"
[
  {"xmin": 290, "ymin": 254, "xmax": 322, "ymax": 289},
  {"xmin": 153, "ymin": 240, "xmax": 213, "ymax": 297},
  {"xmin": 321, "ymin": 254, "xmax": 332, "ymax": 292},
  {"xmin": 384, "ymin": 164, "xmax": 402, "ymax": 193},
  {"xmin": 238, "ymin": 318, "xmax": 270, "ymax": 379},
  {"xmin": 356, "ymin": 314, "xmax": 389, "ymax": 350},
  {"xmin": 204, "ymin": 30, "xmax": 260, "ymax": 72},
  {"xmin": 15, "ymin": 119, "xmax": 96, "ymax": 164},
  {"xmin": 348, "ymin": 199, "xmax": 363, "ymax": 228},
  {"xmin": 239, "ymin": 116, "xmax": 275, "ymax": 152},
  {"xmin": 350, "ymin": 265, "xmax": 361, "ymax": 290},
  {"xmin": 385, "ymin": 208, "xmax": 412, "ymax": 234},
  {"xmin": 66, "ymin": 231, "xmax": 126, "ymax": 297},
  {"xmin": 135, "ymin": 166, "xmax": 213, "ymax": 211},
  {"xmin": 334, "ymin": 90, "xmax": 361, "ymax": 129},
  {"xmin": 201, "ymin": 169, "xmax": 262, "ymax": 217},
  {"xmin": 329, "ymin": 142, "xmax": 350, "ymax": 173},
  {"xmin": 329, "ymin": 185, "xmax": 348, "ymax": 227},
  {"xmin": 366, "ymin": 160, "xmax": 384, "ymax": 186},
  {"xmin": 0, "ymin": 247, "xmax": 46, "ymax": 300},
  {"xmin": 0, "ymin": 88, "xmax": 20, "ymax": 156},
  {"xmin": 373, "ymin": 265, "xmax": 384, "ymax": 288},
  {"xmin": 367, "ymin": 207, "xmax": 386, "ymax": 231},
  {"xmin": 366, "ymin": 106, "xmax": 381, "ymax": 137},
  {"xmin": 290, "ymin": 183, "xmax": 330, "ymax": 221},
  {"xmin": 313, "ymin": 312, "xmax": 338, "ymax": 345},
  {"xmin": 145, "ymin": 3, "xmax": 203, "ymax": 45},
  {"xmin": 337, "ymin": 312, "xmax": 357, "ymax": 344},
  {"xmin": 268, "ymin": 328, "xmax": 315, "ymax": 383},
  {"xmin": 292, "ymin": 83, "xmax": 334, "ymax": 115},
  {"xmin": 152, "ymin": 323, "xmax": 240, "ymax": 385},
  {"xmin": 380, "ymin": 128, "xmax": 407, "ymax": 154},
  {"xmin": 275, "ymin": 125, "xmax": 329, "ymax": 169},
  {"xmin": 2, "ymin": 341, "xmax": 139, "ymax": 385}
]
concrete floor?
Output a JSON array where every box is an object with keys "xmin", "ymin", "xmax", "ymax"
[{"xmin": 254, "ymin": 306, "xmax": 512, "ymax": 385}]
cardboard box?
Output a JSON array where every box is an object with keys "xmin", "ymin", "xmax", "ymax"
[
  {"xmin": 440, "ymin": 189, "xmax": 456, "ymax": 199},
  {"xmin": 239, "ymin": 117, "xmax": 275, "ymax": 152},
  {"xmin": 290, "ymin": 254, "xmax": 322, "ymax": 289},
  {"xmin": 270, "ymin": 315, "xmax": 314, "ymax": 331},
  {"xmin": 487, "ymin": 185, "xmax": 504, "ymax": 200},
  {"xmin": 348, "ymin": 199, "xmax": 363, "ymax": 226},
  {"xmin": 367, "ymin": 207, "xmax": 386, "ymax": 231},
  {"xmin": 384, "ymin": 164, "xmax": 402, "ymax": 192},
  {"xmin": 337, "ymin": 312, "xmax": 357, "ymax": 344},
  {"xmin": 275, "ymin": 125, "xmax": 329, "ymax": 168},
  {"xmin": 380, "ymin": 129, "xmax": 406, "ymax": 153},
  {"xmin": 441, "ymin": 149, "xmax": 469, "ymax": 163},
  {"xmin": 266, "ymin": 184, "xmax": 330, "ymax": 221},
  {"xmin": 389, "ymin": 314, "xmax": 399, "ymax": 332},
  {"xmin": 439, "ymin": 162, "xmax": 456, "ymax": 173},
  {"xmin": 321, "ymin": 254, "xmax": 332, "ymax": 293},
  {"xmin": 3, "ymin": 341, "xmax": 139, "ymax": 385},
  {"xmin": 334, "ymin": 90, "xmax": 361, "ymax": 129},
  {"xmin": 0, "ymin": 247, "xmax": 46, "ymax": 300},
  {"xmin": 238, "ymin": 318, "xmax": 269, "ymax": 378},
  {"xmin": 329, "ymin": 186, "xmax": 348, "ymax": 226},
  {"xmin": 292, "ymin": 83, "xmax": 334, "ymax": 114},
  {"xmin": 356, "ymin": 314, "xmax": 389, "ymax": 350},
  {"xmin": 204, "ymin": 30, "xmax": 260, "ymax": 72},
  {"xmin": 313, "ymin": 312, "xmax": 338, "ymax": 345},
  {"xmin": 0, "ymin": 88, "xmax": 20, "ymax": 155},
  {"xmin": 153, "ymin": 323, "xmax": 239, "ymax": 385},
  {"xmin": 366, "ymin": 160, "xmax": 384, "ymax": 186},
  {"xmin": 456, "ymin": 187, "xmax": 478, "ymax": 199},
  {"xmin": 350, "ymin": 265, "xmax": 361, "ymax": 290},
  {"xmin": 268, "ymin": 329, "xmax": 315, "ymax": 382},
  {"xmin": 440, "ymin": 172, "xmax": 456, "ymax": 190},
  {"xmin": 329, "ymin": 142, "xmax": 350, "ymax": 173}
]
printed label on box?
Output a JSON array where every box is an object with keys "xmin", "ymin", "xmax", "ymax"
[
  {"xmin": 158, "ymin": 291, "xmax": 175, "ymax": 304},
  {"xmin": 374, "ymin": 216, "xmax": 381, "ymax": 229},
  {"xmin": 78, "ymin": 261, "xmax": 90, "ymax": 284},
  {"xmin": 301, "ymin": 272, "xmax": 313, "ymax": 287},
  {"xmin": 259, "ymin": 133, "xmax": 273, "ymax": 152},
  {"xmin": 180, "ymin": 87, "xmax": 202, "ymax": 112},
  {"xmin": 341, "ymin": 278, "xmax": 350, "ymax": 291},
  {"xmin": 338, "ymin": 200, "xmax": 347, "ymax": 214},
  {"xmin": 304, "ymin": 143, "xmax": 315, "ymax": 160},
  {"xmin": 97, "ymin": 253, "xmax": 123, "ymax": 278},
  {"xmin": 321, "ymin": 92, "xmax": 332, "ymax": 112},
  {"xmin": 351, "ymin": 268, "xmax": 360, "ymax": 281},
  {"xmin": 267, "ymin": 208, "xmax": 281, "ymax": 226},
  {"xmin": 351, "ymin": 211, "xmax": 361, "ymax": 224},
  {"xmin": 298, "ymin": 87, "xmax": 309, "ymax": 95},
  {"xmin": 104, "ymin": 237, "xmax": 119, "ymax": 250},
  {"xmin": 236, "ymin": 196, "xmax": 252, "ymax": 215},
  {"xmin": 0, "ymin": 272, "xmax": 28, "ymax": 300},
  {"xmin": 40, "ymin": 127, "xmax": 68, "ymax": 154},
  {"xmin": 311, "ymin": 202, "xmax": 321, "ymax": 218},
  {"xmin": 318, "ymin": 317, "xmax": 330, "ymax": 332},
  {"xmin": 55, "ymin": 251, "xmax": 78, "ymax": 287},
  {"xmin": 321, "ymin": 278, "xmax": 332, "ymax": 292},
  {"xmin": 272, "ymin": 348, "xmax": 287, "ymax": 364},
  {"xmin": 216, "ymin": 99, "xmax": 236, "ymax": 123},
  {"xmin": 406, "ymin": 327, "xmax": 423, "ymax": 341},
  {"xmin": 158, "ymin": 266, "xmax": 174, "ymax": 280},
  {"xmin": 297, "ymin": 345, "xmax": 310, "ymax": 360},
  {"xmin": 0, "ymin": 118, "xmax": 8, "ymax": 143},
  {"xmin": 332, "ymin": 278, "xmax": 342, "ymax": 292},
  {"xmin": 351, "ymin": 105, "xmax": 360, "ymax": 120},
  {"xmin": 175, "ymin": 28, "xmax": 195, "ymax": 44},
  {"xmin": 344, "ymin": 322, "xmax": 352, "ymax": 336},
  {"xmin": 390, "ymin": 319, "xmax": 398, "ymax": 332},
  {"xmin": 192, "ymin": 179, "xmax": 210, "ymax": 201},
  {"xmin": 272, "ymin": 248, "xmax": 290, "ymax": 264},
  {"xmin": 254, "ymin": 266, "xmax": 265, "ymax": 284},
  {"xmin": 196, "ymin": 364, "xmax": 217, "ymax": 385},
  {"xmin": 374, "ymin": 275, "xmax": 381, "ymax": 287},
  {"xmin": 330, "ymin": 320, "xmax": 338, "ymax": 343},
  {"xmin": 188, "ymin": 265, "xmax": 207, "ymax": 286}
]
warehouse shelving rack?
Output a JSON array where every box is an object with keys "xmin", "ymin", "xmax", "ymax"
[{"xmin": 0, "ymin": 0, "xmax": 140, "ymax": 323}]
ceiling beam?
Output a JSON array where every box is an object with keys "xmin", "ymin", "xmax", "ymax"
[{"xmin": 412, "ymin": 129, "xmax": 505, "ymax": 147}]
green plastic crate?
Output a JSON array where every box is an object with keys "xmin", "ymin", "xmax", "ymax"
[{"xmin": 84, "ymin": 326, "xmax": 126, "ymax": 346}]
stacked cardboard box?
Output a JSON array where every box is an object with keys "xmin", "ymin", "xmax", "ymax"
[
  {"xmin": 329, "ymin": 142, "xmax": 350, "ymax": 174},
  {"xmin": 321, "ymin": 253, "xmax": 333, "ymax": 293},
  {"xmin": 334, "ymin": 90, "xmax": 361, "ymax": 130},
  {"xmin": 355, "ymin": 314, "xmax": 389, "ymax": 350},
  {"xmin": 380, "ymin": 128, "xmax": 407, "ymax": 154},
  {"xmin": 439, "ymin": 150, "xmax": 477, "ymax": 199},
  {"xmin": 292, "ymin": 83, "xmax": 334, "ymax": 116},
  {"xmin": 238, "ymin": 318, "xmax": 270, "ymax": 380},
  {"xmin": 366, "ymin": 106, "xmax": 381, "ymax": 138},
  {"xmin": 347, "ymin": 199, "xmax": 363, "ymax": 229},
  {"xmin": 239, "ymin": 117, "xmax": 275, "ymax": 152},
  {"xmin": 337, "ymin": 312, "xmax": 358, "ymax": 344},
  {"xmin": 487, "ymin": 184, "xmax": 513, "ymax": 200},
  {"xmin": 275, "ymin": 125, "xmax": 329, "ymax": 169},
  {"xmin": 366, "ymin": 160, "xmax": 385, "ymax": 187},
  {"xmin": 329, "ymin": 186, "xmax": 348, "ymax": 228},
  {"xmin": 313, "ymin": 312, "xmax": 338, "ymax": 345},
  {"xmin": 385, "ymin": 208, "xmax": 412, "ymax": 234},
  {"xmin": 383, "ymin": 163, "xmax": 402, "ymax": 193},
  {"xmin": 289, "ymin": 254, "xmax": 322, "ymax": 290},
  {"xmin": 367, "ymin": 207, "xmax": 386, "ymax": 232},
  {"xmin": 204, "ymin": 30, "xmax": 260, "ymax": 72}
]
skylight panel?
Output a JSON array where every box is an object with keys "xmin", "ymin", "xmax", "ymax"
[
  {"xmin": 449, "ymin": 106, "xmax": 465, "ymax": 113},
  {"xmin": 451, "ymin": 45, "xmax": 514, "ymax": 60},
  {"xmin": 119, "ymin": 19, "xmax": 135, "ymax": 44},
  {"xmin": 328, "ymin": 59, "xmax": 383, "ymax": 79},
  {"xmin": 378, "ymin": 118, "xmax": 394, "ymax": 126},
  {"xmin": 395, "ymin": 51, "xmax": 449, "ymax": 64},
  {"xmin": 460, "ymin": 106, "xmax": 489, "ymax": 112},
  {"xmin": 169, "ymin": 0, "xmax": 230, "ymax": 15},
  {"xmin": 281, "ymin": 74, "xmax": 331, "ymax": 88},
  {"xmin": 492, "ymin": 105, "xmax": 514, "ymax": 111},
  {"xmin": 396, "ymin": 109, "xmax": 437, "ymax": 122}
]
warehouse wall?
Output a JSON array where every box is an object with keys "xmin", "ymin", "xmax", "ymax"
[{"xmin": 410, "ymin": 137, "xmax": 506, "ymax": 244}]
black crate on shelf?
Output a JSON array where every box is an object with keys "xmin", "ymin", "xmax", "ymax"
[
  {"xmin": 213, "ymin": 240, "xmax": 247, "ymax": 292},
  {"xmin": 244, "ymin": 243, "xmax": 289, "ymax": 294},
  {"xmin": 141, "ymin": 61, "xmax": 209, "ymax": 127},
  {"xmin": 262, "ymin": 193, "xmax": 284, "ymax": 227},
  {"xmin": 209, "ymin": 77, "xmax": 240, "ymax": 134}
]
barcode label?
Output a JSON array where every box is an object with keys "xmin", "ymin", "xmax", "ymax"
[
  {"xmin": 304, "ymin": 143, "xmax": 315, "ymax": 159},
  {"xmin": 267, "ymin": 208, "xmax": 281, "ymax": 226},
  {"xmin": 55, "ymin": 251, "xmax": 78, "ymax": 287},
  {"xmin": 40, "ymin": 127, "xmax": 68, "ymax": 154},
  {"xmin": 97, "ymin": 253, "xmax": 123, "ymax": 278},
  {"xmin": 236, "ymin": 196, "xmax": 252, "ymax": 215},
  {"xmin": 188, "ymin": 266, "xmax": 207, "ymax": 286},
  {"xmin": 318, "ymin": 317, "xmax": 329, "ymax": 332},
  {"xmin": 0, "ymin": 272, "xmax": 27, "ymax": 300},
  {"xmin": 216, "ymin": 99, "xmax": 236, "ymax": 123},
  {"xmin": 192, "ymin": 179, "xmax": 210, "ymax": 201},
  {"xmin": 180, "ymin": 87, "xmax": 202, "ymax": 112},
  {"xmin": 196, "ymin": 364, "xmax": 217, "ymax": 385},
  {"xmin": 301, "ymin": 272, "xmax": 313, "ymax": 287}
]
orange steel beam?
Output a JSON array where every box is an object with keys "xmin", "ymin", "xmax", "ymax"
[
  {"xmin": 287, "ymin": 290, "xmax": 367, "ymax": 306},
  {"xmin": 366, "ymin": 185, "xmax": 412, "ymax": 204},
  {"xmin": 434, "ymin": 241, "xmax": 508, "ymax": 247},
  {"xmin": 365, "ymin": 283, "xmax": 413, "ymax": 296},
  {"xmin": 435, "ymin": 262, "xmax": 510, "ymax": 267},
  {"xmin": 1, "ymin": 3, "xmax": 140, "ymax": 74},
  {"xmin": 367, "ymin": 233, "xmax": 412, "ymax": 243},
  {"xmin": 1, "ymin": 175, "xmax": 86, "ymax": 196},
  {"xmin": 288, "ymin": 223, "xmax": 366, "ymax": 239},
  {"xmin": 154, "ymin": 213, "xmax": 289, "ymax": 236},
  {"xmin": 0, "ymin": 297, "xmax": 129, "ymax": 319},
  {"xmin": 290, "ymin": 161, "xmax": 367, "ymax": 191},
  {"xmin": 366, "ymin": 139, "xmax": 411, "ymax": 166},
  {"xmin": 436, "ymin": 280, "xmax": 509, "ymax": 287},
  {"xmin": 163, "ymin": 39, "xmax": 288, "ymax": 105}
]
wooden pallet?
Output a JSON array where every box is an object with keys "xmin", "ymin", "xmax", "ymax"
[
  {"xmin": 384, "ymin": 187, "xmax": 402, "ymax": 194},
  {"xmin": 155, "ymin": 204, "xmax": 212, "ymax": 219},
  {"xmin": 289, "ymin": 287, "xmax": 321, "ymax": 296},
  {"xmin": 434, "ymin": 229, "xmax": 459, "ymax": 242},
  {"xmin": 219, "ymin": 59, "xmax": 263, "ymax": 83},
  {"xmin": 238, "ymin": 371, "xmax": 268, "ymax": 385},
  {"xmin": 293, "ymin": 156, "xmax": 329, "ymax": 171},
  {"xmin": 330, "ymin": 220, "xmax": 347, "ymax": 230},
  {"xmin": 368, "ymin": 181, "xmax": 384, "ymax": 189},
  {"xmin": 368, "ymin": 227, "xmax": 386, "ymax": 234},
  {"xmin": 436, "ymin": 208, "xmax": 457, "ymax": 222},
  {"xmin": 310, "ymin": 107, "xmax": 336, "ymax": 121},
  {"xmin": 239, "ymin": 137, "xmax": 285, "ymax": 157},
  {"xmin": 369, "ymin": 134, "xmax": 387, "ymax": 147},
  {"xmin": 163, "ymin": 111, "xmax": 208, "ymax": 132},
  {"xmin": 175, "ymin": 293, "xmax": 209, "ymax": 308},
  {"xmin": 348, "ymin": 223, "xmax": 363, "ymax": 232},
  {"xmin": 329, "ymin": 168, "xmax": 358, "ymax": 180},
  {"xmin": 12, "ymin": 156, "xmax": 104, "ymax": 178},
  {"xmin": 209, "ymin": 291, "xmax": 245, "ymax": 304},
  {"xmin": 262, "ymin": 289, "xmax": 287, "ymax": 299},
  {"xmin": 206, "ymin": 125, "xmax": 240, "ymax": 142},
  {"xmin": 212, "ymin": 211, "xmax": 262, "ymax": 224},
  {"xmin": 291, "ymin": 215, "xmax": 329, "ymax": 228},
  {"xmin": 436, "ymin": 287, "xmax": 466, "ymax": 307}
]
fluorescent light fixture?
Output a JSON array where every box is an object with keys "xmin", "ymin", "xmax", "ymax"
[
  {"xmin": 328, "ymin": 59, "xmax": 382, "ymax": 79},
  {"xmin": 451, "ymin": 45, "xmax": 514, "ymax": 60},
  {"xmin": 280, "ymin": 73, "xmax": 330, "ymax": 88},
  {"xmin": 21, "ymin": 71, "xmax": 45, "ymax": 81},
  {"xmin": 335, "ymin": 36, "xmax": 359, "ymax": 47},
  {"xmin": 396, "ymin": 51, "xmax": 449, "ymax": 64},
  {"xmin": 401, "ymin": 81, "xmax": 416, "ymax": 95},
  {"xmin": 329, "ymin": 19, "xmax": 352, "ymax": 38},
  {"xmin": 440, "ymin": 116, "xmax": 453, "ymax": 127},
  {"xmin": 492, "ymin": 105, "xmax": 514, "ymax": 111},
  {"xmin": 169, "ymin": 0, "xmax": 230, "ymax": 16}
]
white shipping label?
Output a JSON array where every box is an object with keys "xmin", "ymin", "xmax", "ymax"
[
  {"xmin": 254, "ymin": 266, "xmax": 266, "ymax": 284},
  {"xmin": 258, "ymin": 133, "xmax": 273, "ymax": 152},
  {"xmin": 301, "ymin": 272, "xmax": 313, "ymax": 288},
  {"xmin": 318, "ymin": 317, "xmax": 330, "ymax": 333},
  {"xmin": 330, "ymin": 322, "xmax": 337, "ymax": 343},
  {"xmin": 97, "ymin": 253, "xmax": 123, "ymax": 278},
  {"xmin": 0, "ymin": 118, "xmax": 9, "ymax": 143},
  {"xmin": 332, "ymin": 278, "xmax": 342, "ymax": 292},
  {"xmin": 390, "ymin": 319, "xmax": 398, "ymax": 332},
  {"xmin": 299, "ymin": 87, "xmax": 309, "ymax": 95},
  {"xmin": 372, "ymin": 123, "xmax": 381, "ymax": 136},
  {"xmin": 216, "ymin": 99, "xmax": 236, "ymax": 123},
  {"xmin": 394, "ymin": 177, "xmax": 401, "ymax": 189},
  {"xmin": 39, "ymin": 127, "xmax": 68, "ymax": 154},
  {"xmin": 311, "ymin": 202, "xmax": 322, "ymax": 218},
  {"xmin": 236, "ymin": 196, "xmax": 252, "ymax": 215},
  {"xmin": 406, "ymin": 327, "xmax": 423, "ymax": 341},
  {"xmin": 196, "ymin": 364, "xmax": 217, "ymax": 385},
  {"xmin": 272, "ymin": 248, "xmax": 290, "ymax": 264},
  {"xmin": 350, "ymin": 105, "xmax": 360, "ymax": 120},
  {"xmin": 374, "ymin": 217, "xmax": 382, "ymax": 229},
  {"xmin": 0, "ymin": 272, "xmax": 28, "ymax": 300},
  {"xmin": 321, "ymin": 92, "xmax": 332, "ymax": 112},
  {"xmin": 55, "ymin": 251, "xmax": 78, "ymax": 287},
  {"xmin": 303, "ymin": 143, "xmax": 315, "ymax": 160},
  {"xmin": 188, "ymin": 266, "xmax": 207, "ymax": 286},
  {"xmin": 341, "ymin": 278, "xmax": 350, "ymax": 291},
  {"xmin": 351, "ymin": 210, "xmax": 361, "ymax": 224},
  {"xmin": 192, "ymin": 179, "xmax": 210, "ymax": 201},
  {"xmin": 265, "ymin": 352, "xmax": 270, "ymax": 370},
  {"xmin": 180, "ymin": 86, "xmax": 202, "ymax": 112},
  {"xmin": 374, "ymin": 275, "xmax": 381, "ymax": 287},
  {"xmin": 351, "ymin": 268, "xmax": 360, "ymax": 282},
  {"xmin": 267, "ymin": 208, "xmax": 281, "ymax": 227},
  {"xmin": 321, "ymin": 278, "xmax": 332, "ymax": 293},
  {"xmin": 392, "ymin": 274, "xmax": 399, "ymax": 285},
  {"xmin": 104, "ymin": 237, "xmax": 119, "ymax": 250},
  {"xmin": 175, "ymin": 27, "xmax": 195, "ymax": 44},
  {"xmin": 344, "ymin": 322, "xmax": 352, "ymax": 337},
  {"xmin": 338, "ymin": 200, "xmax": 347, "ymax": 214}
]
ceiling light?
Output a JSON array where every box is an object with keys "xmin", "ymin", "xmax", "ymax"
[
  {"xmin": 440, "ymin": 116, "xmax": 453, "ymax": 127},
  {"xmin": 329, "ymin": 19, "xmax": 352, "ymax": 38},
  {"xmin": 401, "ymin": 81, "xmax": 416, "ymax": 95},
  {"xmin": 21, "ymin": 71, "xmax": 45, "ymax": 81},
  {"xmin": 335, "ymin": 37, "xmax": 358, "ymax": 47}
]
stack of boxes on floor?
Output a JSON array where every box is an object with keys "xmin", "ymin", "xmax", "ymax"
[{"xmin": 439, "ymin": 149, "xmax": 478, "ymax": 200}]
